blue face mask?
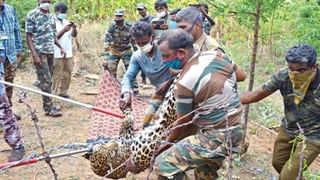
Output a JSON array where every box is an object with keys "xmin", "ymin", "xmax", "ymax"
[
  {"xmin": 163, "ymin": 57, "xmax": 183, "ymax": 70},
  {"xmin": 57, "ymin": 13, "xmax": 67, "ymax": 20}
]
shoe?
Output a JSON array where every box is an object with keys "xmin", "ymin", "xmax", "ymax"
[
  {"xmin": 14, "ymin": 113, "xmax": 21, "ymax": 121},
  {"xmin": 45, "ymin": 107, "xmax": 62, "ymax": 117},
  {"xmin": 8, "ymin": 146, "xmax": 25, "ymax": 162}
]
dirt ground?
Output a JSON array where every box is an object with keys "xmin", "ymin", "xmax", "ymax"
[{"xmin": 0, "ymin": 23, "xmax": 319, "ymax": 179}]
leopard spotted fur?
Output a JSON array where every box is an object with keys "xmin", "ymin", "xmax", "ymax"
[{"xmin": 88, "ymin": 80, "xmax": 177, "ymax": 179}]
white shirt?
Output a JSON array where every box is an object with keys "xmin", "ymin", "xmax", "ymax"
[{"xmin": 54, "ymin": 17, "xmax": 73, "ymax": 58}]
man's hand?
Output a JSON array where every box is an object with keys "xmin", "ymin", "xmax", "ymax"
[
  {"xmin": 32, "ymin": 53, "xmax": 42, "ymax": 66},
  {"xmin": 60, "ymin": 47, "xmax": 66, "ymax": 58},
  {"xmin": 63, "ymin": 24, "xmax": 72, "ymax": 32},
  {"xmin": 156, "ymin": 79, "xmax": 174, "ymax": 96},
  {"xmin": 16, "ymin": 52, "xmax": 22, "ymax": 64},
  {"xmin": 160, "ymin": 23, "xmax": 168, "ymax": 30},
  {"xmin": 119, "ymin": 92, "xmax": 132, "ymax": 111}
]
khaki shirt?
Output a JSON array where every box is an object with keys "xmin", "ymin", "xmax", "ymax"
[{"xmin": 194, "ymin": 32, "xmax": 219, "ymax": 52}]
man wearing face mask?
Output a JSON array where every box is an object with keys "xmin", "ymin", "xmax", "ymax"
[
  {"xmin": 136, "ymin": 3, "xmax": 153, "ymax": 86},
  {"xmin": 136, "ymin": 3, "xmax": 154, "ymax": 24},
  {"xmin": 52, "ymin": 2, "xmax": 77, "ymax": 98},
  {"xmin": 104, "ymin": 9, "xmax": 136, "ymax": 82},
  {"xmin": 165, "ymin": 7, "xmax": 246, "ymax": 81},
  {"xmin": 241, "ymin": 44, "xmax": 320, "ymax": 180},
  {"xmin": 152, "ymin": 29, "xmax": 244, "ymax": 180},
  {"xmin": 176, "ymin": 6, "xmax": 219, "ymax": 52},
  {"xmin": 119, "ymin": 21, "xmax": 172, "ymax": 127},
  {"xmin": 0, "ymin": 0, "xmax": 25, "ymax": 162},
  {"xmin": 26, "ymin": 0, "xmax": 65, "ymax": 117},
  {"xmin": 151, "ymin": 0, "xmax": 171, "ymax": 39}
]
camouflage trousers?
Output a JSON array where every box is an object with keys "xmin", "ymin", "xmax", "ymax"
[
  {"xmin": 155, "ymin": 124, "xmax": 244, "ymax": 180},
  {"xmin": 35, "ymin": 54, "xmax": 54, "ymax": 113},
  {"xmin": 4, "ymin": 59, "xmax": 16, "ymax": 106},
  {"xmin": 106, "ymin": 52, "xmax": 132, "ymax": 79},
  {"xmin": 0, "ymin": 75, "xmax": 23, "ymax": 149}
]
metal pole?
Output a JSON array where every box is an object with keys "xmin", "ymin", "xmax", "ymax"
[
  {"xmin": 0, "ymin": 80, "xmax": 124, "ymax": 118},
  {"xmin": 0, "ymin": 149, "xmax": 89, "ymax": 169}
]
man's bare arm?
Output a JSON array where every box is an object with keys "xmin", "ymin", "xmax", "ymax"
[{"xmin": 240, "ymin": 87, "xmax": 274, "ymax": 104}]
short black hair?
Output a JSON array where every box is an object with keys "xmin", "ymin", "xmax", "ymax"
[
  {"xmin": 285, "ymin": 44, "xmax": 317, "ymax": 66},
  {"xmin": 158, "ymin": 29, "xmax": 194, "ymax": 51},
  {"xmin": 130, "ymin": 21, "xmax": 154, "ymax": 39},
  {"xmin": 155, "ymin": 0, "xmax": 168, "ymax": 9},
  {"xmin": 55, "ymin": 2, "xmax": 68, "ymax": 13}
]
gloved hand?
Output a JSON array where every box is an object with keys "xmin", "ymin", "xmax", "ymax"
[{"xmin": 119, "ymin": 92, "xmax": 132, "ymax": 111}]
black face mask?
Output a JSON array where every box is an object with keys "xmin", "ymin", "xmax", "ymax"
[{"xmin": 115, "ymin": 19, "xmax": 124, "ymax": 24}]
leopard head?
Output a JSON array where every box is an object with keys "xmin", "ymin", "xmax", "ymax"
[{"xmin": 87, "ymin": 110, "xmax": 134, "ymax": 179}]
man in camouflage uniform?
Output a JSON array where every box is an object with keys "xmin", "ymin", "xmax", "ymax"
[
  {"xmin": 175, "ymin": 7, "xmax": 219, "ymax": 52},
  {"xmin": 0, "ymin": 0, "xmax": 23, "ymax": 120},
  {"xmin": 26, "ymin": 0, "xmax": 64, "ymax": 117},
  {"xmin": 0, "ymin": 0, "xmax": 25, "ymax": 160},
  {"xmin": 0, "ymin": 71, "xmax": 24, "ymax": 162},
  {"xmin": 241, "ymin": 44, "xmax": 320, "ymax": 180},
  {"xmin": 154, "ymin": 29, "xmax": 244, "ymax": 179},
  {"xmin": 104, "ymin": 9, "xmax": 136, "ymax": 80}
]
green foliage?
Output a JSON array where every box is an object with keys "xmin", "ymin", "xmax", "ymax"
[{"xmin": 292, "ymin": 1, "xmax": 320, "ymax": 51}]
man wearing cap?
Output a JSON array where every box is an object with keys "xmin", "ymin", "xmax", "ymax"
[
  {"xmin": 104, "ymin": 9, "xmax": 136, "ymax": 80},
  {"xmin": 176, "ymin": 6, "xmax": 219, "ymax": 52},
  {"xmin": 136, "ymin": 3, "xmax": 154, "ymax": 24}
]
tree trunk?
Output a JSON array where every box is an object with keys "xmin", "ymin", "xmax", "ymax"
[{"xmin": 243, "ymin": 0, "xmax": 262, "ymax": 139}]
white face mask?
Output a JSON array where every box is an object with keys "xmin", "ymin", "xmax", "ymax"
[
  {"xmin": 157, "ymin": 11, "xmax": 167, "ymax": 18},
  {"xmin": 39, "ymin": 3, "xmax": 52, "ymax": 11},
  {"xmin": 139, "ymin": 40, "xmax": 153, "ymax": 54},
  {"xmin": 57, "ymin": 13, "xmax": 67, "ymax": 20}
]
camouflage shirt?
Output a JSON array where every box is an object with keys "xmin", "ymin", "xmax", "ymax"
[
  {"xmin": 104, "ymin": 21, "xmax": 133, "ymax": 53},
  {"xmin": 175, "ymin": 50, "xmax": 242, "ymax": 129},
  {"xmin": 25, "ymin": 8, "xmax": 56, "ymax": 54},
  {"xmin": 263, "ymin": 68, "xmax": 320, "ymax": 139}
]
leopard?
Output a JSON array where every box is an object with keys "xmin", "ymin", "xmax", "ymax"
[{"xmin": 87, "ymin": 79, "xmax": 177, "ymax": 179}]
